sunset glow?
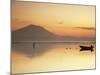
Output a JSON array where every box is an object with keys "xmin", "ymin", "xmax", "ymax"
[
  {"xmin": 12, "ymin": 0, "xmax": 95, "ymax": 38},
  {"xmin": 12, "ymin": 1, "xmax": 96, "ymax": 74}
]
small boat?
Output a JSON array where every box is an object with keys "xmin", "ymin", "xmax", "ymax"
[{"xmin": 80, "ymin": 45, "xmax": 94, "ymax": 52}]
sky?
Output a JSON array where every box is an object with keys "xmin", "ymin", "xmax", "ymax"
[{"xmin": 12, "ymin": 0, "xmax": 96, "ymax": 38}]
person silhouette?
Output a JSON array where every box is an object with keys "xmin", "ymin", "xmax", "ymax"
[{"xmin": 90, "ymin": 45, "xmax": 94, "ymax": 52}]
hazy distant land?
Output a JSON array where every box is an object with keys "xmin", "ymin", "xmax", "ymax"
[{"xmin": 12, "ymin": 24, "xmax": 95, "ymax": 42}]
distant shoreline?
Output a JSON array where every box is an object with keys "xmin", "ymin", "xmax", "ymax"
[{"xmin": 12, "ymin": 41, "xmax": 96, "ymax": 44}]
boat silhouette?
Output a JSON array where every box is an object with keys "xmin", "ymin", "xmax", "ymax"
[{"xmin": 80, "ymin": 45, "xmax": 94, "ymax": 52}]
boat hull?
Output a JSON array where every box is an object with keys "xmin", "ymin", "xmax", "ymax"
[{"xmin": 80, "ymin": 45, "xmax": 93, "ymax": 52}]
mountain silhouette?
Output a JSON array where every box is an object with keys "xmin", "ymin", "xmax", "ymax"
[
  {"xmin": 12, "ymin": 24, "xmax": 95, "ymax": 42},
  {"xmin": 12, "ymin": 24, "xmax": 61, "ymax": 42}
]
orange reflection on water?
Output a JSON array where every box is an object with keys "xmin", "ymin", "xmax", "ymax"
[{"xmin": 12, "ymin": 43, "xmax": 95, "ymax": 74}]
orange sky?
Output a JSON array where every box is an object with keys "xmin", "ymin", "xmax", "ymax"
[{"xmin": 12, "ymin": 0, "xmax": 96, "ymax": 38}]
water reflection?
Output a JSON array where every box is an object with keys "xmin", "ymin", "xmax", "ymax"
[
  {"xmin": 12, "ymin": 42, "xmax": 95, "ymax": 58},
  {"xmin": 12, "ymin": 42, "xmax": 96, "ymax": 74},
  {"xmin": 12, "ymin": 43, "xmax": 56, "ymax": 58}
]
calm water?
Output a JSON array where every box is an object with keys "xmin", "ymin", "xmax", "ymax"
[{"xmin": 12, "ymin": 42, "xmax": 96, "ymax": 74}]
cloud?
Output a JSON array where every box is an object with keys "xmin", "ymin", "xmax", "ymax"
[{"xmin": 75, "ymin": 27, "xmax": 95, "ymax": 30}]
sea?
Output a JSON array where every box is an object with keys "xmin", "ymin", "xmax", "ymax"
[{"xmin": 12, "ymin": 41, "xmax": 96, "ymax": 74}]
